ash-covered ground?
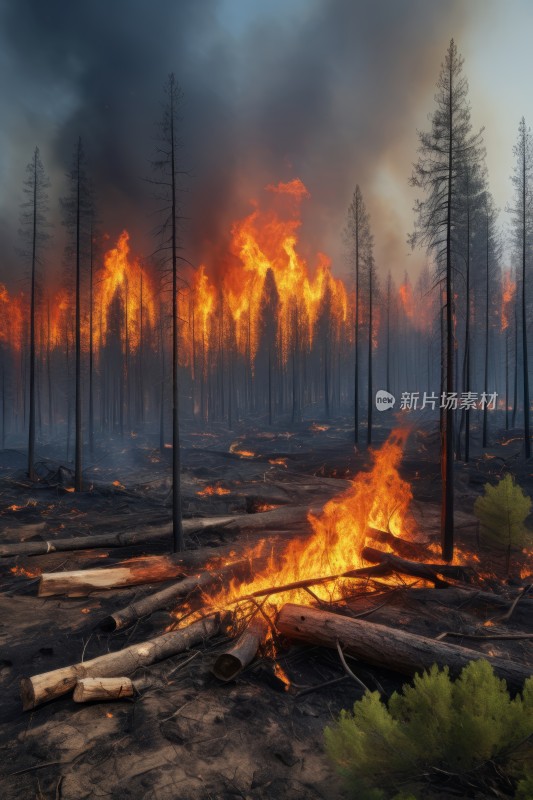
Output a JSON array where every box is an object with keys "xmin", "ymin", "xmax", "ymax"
[{"xmin": 0, "ymin": 420, "xmax": 531, "ymax": 800}]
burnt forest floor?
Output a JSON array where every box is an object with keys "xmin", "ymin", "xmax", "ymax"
[{"xmin": 0, "ymin": 416, "xmax": 532, "ymax": 800}]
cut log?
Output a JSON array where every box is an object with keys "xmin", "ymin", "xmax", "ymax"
[
  {"xmin": 20, "ymin": 613, "xmax": 226, "ymax": 710},
  {"xmin": 36, "ymin": 533, "xmax": 307, "ymax": 597},
  {"xmin": 361, "ymin": 546, "xmax": 476, "ymax": 586},
  {"xmin": 0, "ymin": 516, "xmax": 236, "ymax": 558},
  {"xmin": 73, "ymin": 677, "xmax": 135, "ymax": 702},
  {"xmin": 38, "ymin": 555, "xmax": 192, "ymax": 597},
  {"xmin": 276, "ymin": 604, "xmax": 532, "ymax": 689},
  {"xmin": 211, "ymin": 617, "xmax": 269, "ymax": 681},
  {"xmin": 98, "ymin": 560, "xmax": 252, "ymax": 632}
]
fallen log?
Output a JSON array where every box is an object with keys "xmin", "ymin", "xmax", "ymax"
[
  {"xmin": 0, "ymin": 516, "xmax": 236, "ymax": 558},
  {"xmin": 1, "ymin": 504, "xmax": 323, "ymax": 559},
  {"xmin": 39, "ymin": 557, "xmax": 187, "ymax": 597},
  {"xmin": 98, "ymin": 560, "xmax": 252, "ymax": 632},
  {"xmin": 73, "ymin": 677, "xmax": 135, "ymax": 702},
  {"xmin": 211, "ymin": 617, "xmax": 269, "ymax": 681},
  {"xmin": 38, "ymin": 554, "xmax": 195, "ymax": 597},
  {"xmin": 361, "ymin": 546, "xmax": 476, "ymax": 586},
  {"xmin": 20, "ymin": 613, "xmax": 226, "ymax": 710},
  {"xmin": 36, "ymin": 532, "xmax": 308, "ymax": 597},
  {"xmin": 276, "ymin": 604, "xmax": 532, "ymax": 689}
]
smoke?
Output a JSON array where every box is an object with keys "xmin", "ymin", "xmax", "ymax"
[{"xmin": 0, "ymin": 0, "xmax": 472, "ymax": 287}]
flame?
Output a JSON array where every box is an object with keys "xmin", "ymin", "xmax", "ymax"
[
  {"xmin": 0, "ymin": 284, "xmax": 25, "ymax": 352},
  {"xmin": 186, "ymin": 429, "xmax": 414, "ymax": 630},
  {"xmin": 229, "ymin": 441, "xmax": 256, "ymax": 458},
  {"xmin": 183, "ymin": 180, "xmax": 348, "ymax": 369},
  {"xmin": 95, "ymin": 231, "xmax": 158, "ymax": 351},
  {"xmin": 501, "ymin": 271, "xmax": 516, "ymax": 332},
  {"xmin": 254, "ymin": 503, "xmax": 280, "ymax": 512},
  {"xmin": 197, "ymin": 484, "xmax": 231, "ymax": 497},
  {"xmin": 273, "ymin": 662, "xmax": 291, "ymax": 689},
  {"xmin": 399, "ymin": 280, "xmax": 414, "ymax": 319}
]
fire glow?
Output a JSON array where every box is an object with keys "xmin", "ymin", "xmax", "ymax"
[
  {"xmin": 179, "ymin": 179, "xmax": 349, "ymax": 369},
  {"xmin": 197, "ymin": 484, "xmax": 231, "ymax": 497}
]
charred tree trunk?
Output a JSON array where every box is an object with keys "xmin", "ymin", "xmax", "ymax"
[
  {"xmin": 89, "ymin": 221, "xmax": 94, "ymax": 455},
  {"xmin": 521, "ymin": 138, "xmax": 531, "ymax": 458},
  {"xmin": 367, "ymin": 263, "xmax": 373, "ymax": 445},
  {"xmin": 28, "ymin": 152, "xmax": 38, "ymax": 481},
  {"xmin": 74, "ymin": 138, "xmax": 83, "ymax": 492},
  {"xmin": 483, "ymin": 212, "xmax": 490, "ymax": 448}
]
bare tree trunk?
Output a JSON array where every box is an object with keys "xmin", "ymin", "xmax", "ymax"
[
  {"xmin": 505, "ymin": 327, "xmax": 509, "ymax": 430},
  {"xmin": 74, "ymin": 138, "xmax": 83, "ymax": 492},
  {"xmin": 521, "ymin": 139, "xmax": 531, "ymax": 458},
  {"xmin": 28, "ymin": 152, "xmax": 37, "ymax": 481},
  {"xmin": 442, "ymin": 62, "xmax": 455, "ymax": 561},
  {"xmin": 354, "ymin": 208, "xmax": 359, "ymax": 444},
  {"xmin": 367, "ymin": 265, "xmax": 373, "ymax": 445},
  {"xmin": 47, "ymin": 299, "xmax": 53, "ymax": 435},
  {"xmin": 89, "ymin": 222, "xmax": 94, "ymax": 455},
  {"xmin": 170, "ymin": 79, "xmax": 183, "ymax": 552},
  {"xmin": 483, "ymin": 212, "xmax": 490, "ymax": 448}
]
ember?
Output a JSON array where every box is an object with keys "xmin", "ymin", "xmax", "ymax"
[
  {"xmin": 197, "ymin": 484, "xmax": 231, "ymax": 497},
  {"xmin": 229, "ymin": 441, "xmax": 256, "ymax": 458},
  {"xmin": 10, "ymin": 565, "xmax": 41, "ymax": 578}
]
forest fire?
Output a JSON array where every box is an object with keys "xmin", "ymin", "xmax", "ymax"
[
  {"xmin": 180, "ymin": 429, "xmax": 415, "ymax": 632},
  {"xmin": 180, "ymin": 179, "xmax": 349, "ymax": 375}
]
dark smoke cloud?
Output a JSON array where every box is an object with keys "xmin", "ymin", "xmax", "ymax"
[{"xmin": 0, "ymin": 0, "xmax": 472, "ymax": 287}]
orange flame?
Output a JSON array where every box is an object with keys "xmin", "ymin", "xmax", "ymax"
[
  {"xmin": 0, "ymin": 284, "xmax": 26, "ymax": 352},
  {"xmin": 229, "ymin": 441, "xmax": 256, "ymax": 458},
  {"xmin": 95, "ymin": 231, "xmax": 157, "ymax": 351},
  {"xmin": 188, "ymin": 429, "xmax": 414, "ymax": 626},
  {"xmin": 183, "ymin": 180, "xmax": 348, "ymax": 369},
  {"xmin": 501, "ymin": 271, "xmax": 516, "ymax": 332},
  {"xmin": 197, "ymin": 484, "xmax": 231, "ymax": 497},
  {"xmin": 10, "ymin": 565, "xmax": 41, "ymax": 578}
]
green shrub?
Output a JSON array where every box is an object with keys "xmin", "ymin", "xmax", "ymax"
[
  {"xmin": 474, "ymin": 474, "xmax": 531, "ymax": 566},
  {"xmin": 324, "ymin": 660, "xmax": 533, "ymax": 799}
]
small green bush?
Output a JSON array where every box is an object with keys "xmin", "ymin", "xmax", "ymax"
[
  {"xmin": 324, "ymin": 660, "xmax": 533, "ymax": 799},
  {"xmin": 474, "ymin": 474, "xmax": 531, "ymax": 561}
]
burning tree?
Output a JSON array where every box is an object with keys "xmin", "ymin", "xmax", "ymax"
[{"xmin": 409, "ymin": 39, "xmax": 483, "ymax": 560}]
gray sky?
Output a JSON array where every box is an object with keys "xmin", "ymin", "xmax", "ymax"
[{"xmin": 0, "ymin": 0, "xmax": 530, "ymax": 290}]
